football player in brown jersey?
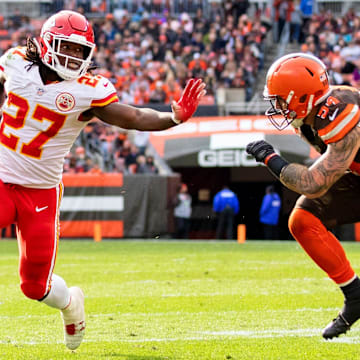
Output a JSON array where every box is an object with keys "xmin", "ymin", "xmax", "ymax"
[{"xmin": 246, "ymin": 53, "xmax": 360, "ymax": 339}]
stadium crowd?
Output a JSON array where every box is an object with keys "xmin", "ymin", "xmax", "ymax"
[
  {"xmin": 0, "ymin": 0, "xmax": 268, "ymax": 173},
  {"xmin": 1, "ymin": 1, "xmax": 360, "ymax": 173},
  {"xmin": 297, "ymin": 8, "xmax": 360, "ymax": 89},
  {"xmin": 272, "ymin": 1, "xmax": 360, "ymax": 89},
  {"xmin": 0, "ymin": 0, "xmax": 266, "ymax": 104}
]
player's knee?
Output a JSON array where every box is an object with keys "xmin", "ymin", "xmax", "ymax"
[
  {"xmin": 288, "ymin": 208, "xmax": 319, "ymax": 239},
  {"xmin": 288, "ymin": 209, "xmax": 302, "ymax": 238},
  {"xmin": 20, "ymin": 280, "xmax": 47, "ymax": 300}
]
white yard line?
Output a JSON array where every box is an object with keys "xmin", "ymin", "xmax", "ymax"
[
  {"xmin": 2, "ymin": 328, "xmax": 360, "ymax": 346},
  {"xmin": 0, "ymin": 307, "xmax": 341, "ymax": 319}
]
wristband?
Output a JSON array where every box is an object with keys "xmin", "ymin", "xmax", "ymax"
[
  {"xmin": 171, "ymin": 114, "xmax": 181, "ymax": 125},
  {"xmin": 264, "ymin": 153, "xmax": 289, "ymax": 178}
]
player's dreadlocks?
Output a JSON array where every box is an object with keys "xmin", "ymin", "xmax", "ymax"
[{"xmin": 24, "ymin": 37, "xmax": 42, "ymax": 70}]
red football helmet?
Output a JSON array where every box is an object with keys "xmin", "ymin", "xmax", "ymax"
[
  {"xmin": 264, "ymin": 53, "xmax": 331, "ymax": 130},
  {"xmin": 37, "ymin": 10, "xmax": 95, "ymax": 80}
]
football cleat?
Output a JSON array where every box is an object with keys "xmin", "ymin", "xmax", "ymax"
[
  {"xmin": 61, "ymin": 287, "xmax": 86, "ymax": 350},
  {"xmin": 322, "ymin": 312, "xmax": 351, "ymax": 339},
  {"xmin": 322, "ymin": 295, "xmax": 360, "ymax": 340}
]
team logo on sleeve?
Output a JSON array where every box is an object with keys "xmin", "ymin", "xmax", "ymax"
[{"xmin": 55, "ymin": 92, "xmax": 75, "ymax": 112}]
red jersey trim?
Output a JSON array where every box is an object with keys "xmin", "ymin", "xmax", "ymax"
[{"xmin": 90, "ymin": 93, "xmax": 118, "ymax": 107}]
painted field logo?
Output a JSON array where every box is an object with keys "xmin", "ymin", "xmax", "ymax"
[{"xmin": 56, "ymin": 92, "xmax": 75, "ymax": 112}]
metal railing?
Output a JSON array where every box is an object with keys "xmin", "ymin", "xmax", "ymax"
[{"xmin": 217, "ymin": 88, "xmax": 268, "ymax": 116}]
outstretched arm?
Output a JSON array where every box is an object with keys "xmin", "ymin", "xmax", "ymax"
[
  {"xmin": 280, "ymin": 126, "xmax": 360, "ymax": 197},
  {"xmin": 246, "ymin": 126, "xmax": 360, "ymax": 198},
  {"xmin": 91, "ymin": 79, "xmax": 206, "ymax": 131},
  {"xmin": 91, "ymin": 104, "xmax": 175, "ymax": 131}
]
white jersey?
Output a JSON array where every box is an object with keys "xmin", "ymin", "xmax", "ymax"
[{"xmin": 0, "ymin": 47, "xmax": 118, "ymax": 188}]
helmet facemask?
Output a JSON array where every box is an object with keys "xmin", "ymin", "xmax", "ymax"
[
  {"xmin": 41, "ymin": 32, "xmax": 95, "ymax": 80},
  {"xmin": 264, "ymin": 90, "xmax": 310, "ymax": 130},
  {"xmin": 264, "ymin": 93, "xmax": 293, "ymax": 130}
]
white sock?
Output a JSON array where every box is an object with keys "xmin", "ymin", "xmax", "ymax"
[
  {"xmin": 40, "ymin": 274, "xmax": 71, "ymax": 310},
  {"xmin": 339, "ymin": 274, "xmax": 357, "ymax": 288}
]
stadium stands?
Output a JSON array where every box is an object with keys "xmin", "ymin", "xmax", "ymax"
[
  {"xmin": 1, "ymin": 1, "xmax": 360, "ymax": 176},
  {"xmin": 0, "ymin": 0, "xmax": 269, "ymax": 173}
]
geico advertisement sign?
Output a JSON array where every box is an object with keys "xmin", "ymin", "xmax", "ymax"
[{"xmin": 198, "ymin": 149, "xmax": 258, "ymax": 167}]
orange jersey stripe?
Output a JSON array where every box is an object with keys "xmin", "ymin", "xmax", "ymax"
[
  {"xmin": 325, "ymin": 111, "xmax": 360, "ymax": 143},
  {"xmin": 91, "ymin": 93, "xmax": 118, "ymax": 107},
  {"xmin": 318, "ymin": 104, "xmax": 360, "ymax": 143},
  {"xmin": 319, "ymin": 104, "xmax": 354, "ymax": 135}
]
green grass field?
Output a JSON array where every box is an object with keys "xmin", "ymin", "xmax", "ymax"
[{"xmin": 0, "ymin": 239, "xmax": 360, "ymax": 360}]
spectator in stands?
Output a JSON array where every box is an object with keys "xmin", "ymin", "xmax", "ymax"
[
  {"xmin": 191, "ymin": 31, "xmax": 205, "ymax": 53},
  {"xmin": 213, "ymin": 185, "xmax": 240, "ymax": 240},
  {"xmin": 135, "ymin": 154, "xmax": 158, "ymax": 174},
  {"xmin": 173, "ymin": 183, "xmax": 192, "ymax": 239},
  {"xmin": 149, "ymin": 81, "xmax": 167, "ymax": 103},
  {"xmin": 231, "ymin": 0, "xmax": 250, "ymax": 21},
  {"xmin": 133, "ymin": 130, "xmax": 149, "ymax": 155},
  {"xmin": 125, "ymin": 144, "xmax": 140, "ymax": 168},
  {"xmin": 188, "ymin": 53, "xmax": 207, "ymax": 78},
  {"xmin": 99, "ymin": 134, "xmax": 112, "ymax": 172},
  {"xmin": 10, "ymin": 8, "xmax": 23, "ymax": 30},
  {"xmin": 290, "ymin": 0, "xmax": 303, "ymax": 43},
  {"xmin": 223, "ymin": 52, "xmax": 237, "ymax": 83},
  {"xmin": 133, "ymin": 83, "xmax": 151, "ymax": 105},
  {"xmin": 340, "ymin": 39, "xmax": 360, "ymax": 66},
  {"xmin": 74, "ymin": 146, "xmax": 87, "ymax": 172},
  {"xmin": 88, "ymin": 160, "xmax": 102, "ymax": 174},
  {"xmin": 113, "ymin": 129, "xmax": 128, "ymax": 152},
  {"xmin": 163, "ymin": 78, "xmax": 182, "ymax": 103},
  {"xmin": 145, "ymin": 155, "xmax": 159, "ymax": 174},
  {"xmin": 259, "ymin": 185, "xmax": 282, "ymax": 240},
  {"xmin": 114, "ymin": 156, "xmax": 128, "ymax": 174}
]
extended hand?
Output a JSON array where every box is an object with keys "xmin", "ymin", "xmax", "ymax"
[
  {"xmin": 171, "ymin": 79, "xmax": 206, "ymax": 123},
  {"xmin": 246, "ymin": 140, "xmax": 275, "ymax": 163}
]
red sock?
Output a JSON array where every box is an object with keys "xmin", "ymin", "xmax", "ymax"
[{"xmin": 289, "ymin": 208, "xmax": 355, "ymax": 284}]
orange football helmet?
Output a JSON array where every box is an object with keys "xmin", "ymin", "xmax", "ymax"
[{"xmin": 264, "ymin": 53, "xmax": 331, "ymax": 130}]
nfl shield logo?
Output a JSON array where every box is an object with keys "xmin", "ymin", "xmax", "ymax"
[{"xmin": 37, "ymin": 88, "xmax": 44, "ymax": 96}]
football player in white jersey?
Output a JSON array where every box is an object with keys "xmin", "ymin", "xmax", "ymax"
[{"xmin": 0, "ymin": 10, "xmax": 206, "ymax": 350}]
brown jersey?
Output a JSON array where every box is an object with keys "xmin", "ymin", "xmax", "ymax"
[{"xmin": 299, "ymin": 85, "xmax": 360, "ymax": 175}]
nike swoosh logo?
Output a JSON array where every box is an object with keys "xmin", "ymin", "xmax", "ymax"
[
  {"xmin": 35, "ymin": 206, "xmax": 48, "ymax": 213},
  {"xmin": 329, "ymin": 108, "xmax": 339, "ymax": 121},
  {"xmin": 104, "ymin": 83, "xmax": 108, "ymax": 87}
]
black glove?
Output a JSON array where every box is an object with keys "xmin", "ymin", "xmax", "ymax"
[{"xmin": 246, "ymin": 140, "xmax": 275, "ymax": 163}]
